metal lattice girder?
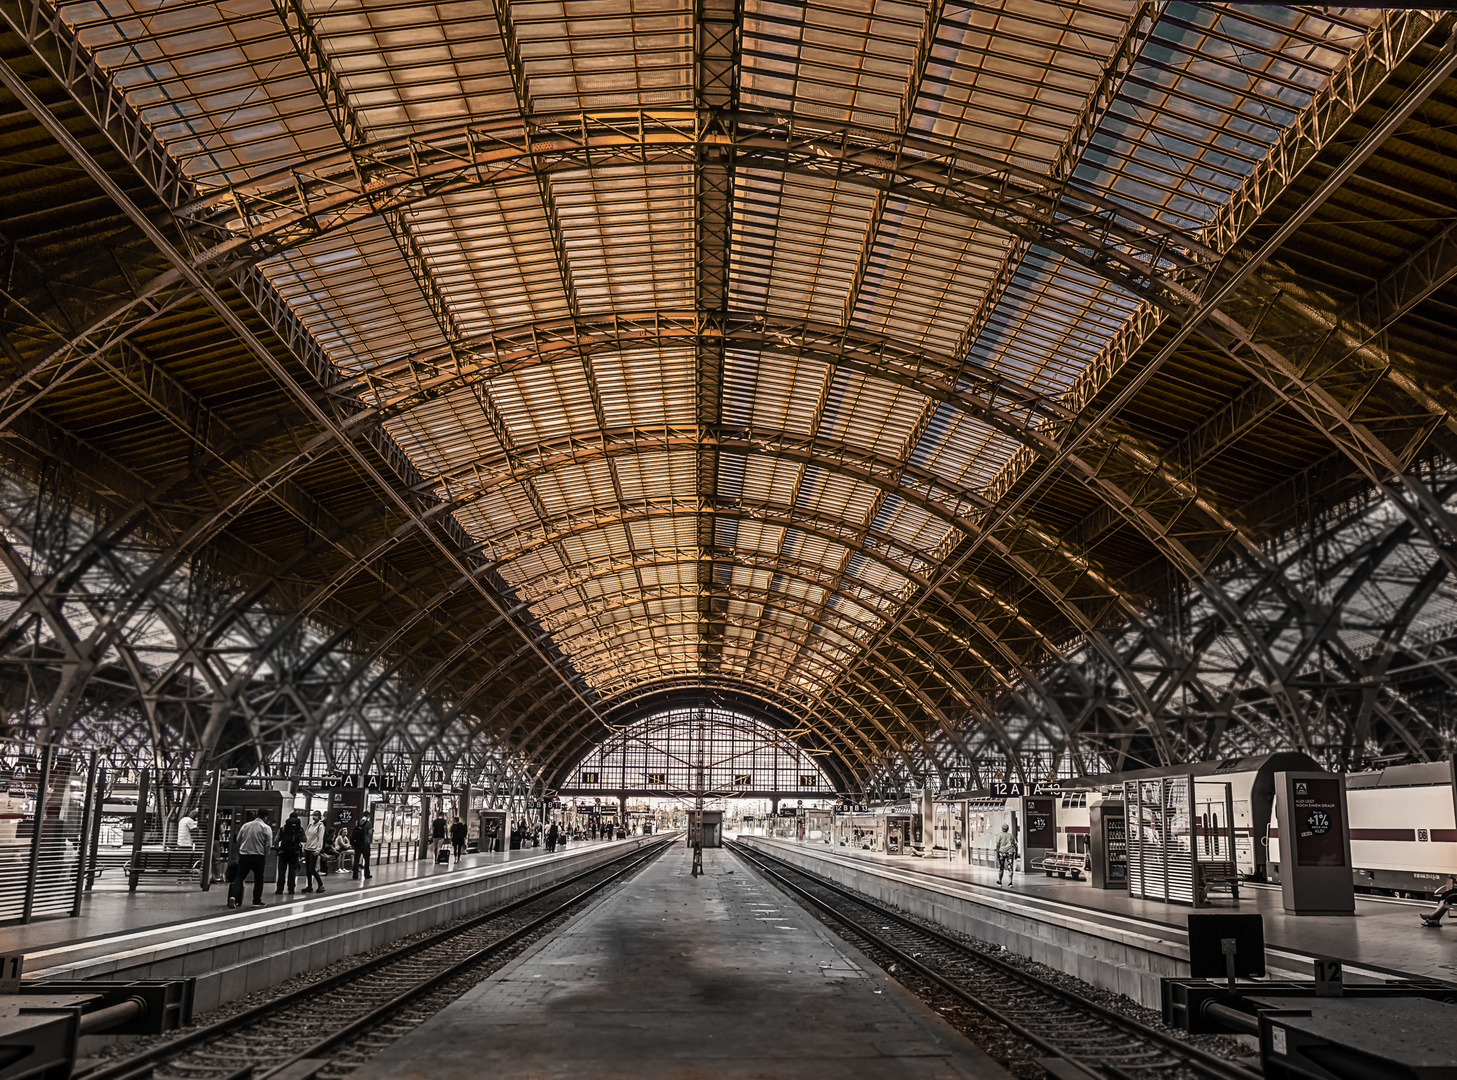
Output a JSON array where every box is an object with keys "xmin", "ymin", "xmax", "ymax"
[
  {"xmin": 0, "ymin": 53, "xmax": 614, "ymax": 743},
  {"xmin": 405, "ymin": 416, "xmax": 1202, "ymax": 727},
  {"xmin": 2, "ymin": 2, "xmax": 1422, "ymax": 725},
  {"xmin": 795, "ymin": 27, "xmax": 1457, "ymax": 737},
  {"xmin": 693, "ymin": 0, "xmax": 741, "ymax": 668},
  {"xmin": 989, "ymin": 461, "xmax": 1457, "ymax": 772},
  {"xmin": 155, "ymin": 108, "xmax": 1214, "ymax": 312}
]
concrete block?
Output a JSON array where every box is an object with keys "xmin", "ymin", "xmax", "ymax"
[{"xmin": 192, "ymin": 973, "xmax": 222, "ymax": 1015}]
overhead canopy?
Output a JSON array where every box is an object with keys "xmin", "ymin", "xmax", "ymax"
[{"xmin": 0, "ymin": 2, "xmax": 1454, "ymax": 788}]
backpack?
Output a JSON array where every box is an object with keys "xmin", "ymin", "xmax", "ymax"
[{"xmin": 280, "ymin": 818, "xmax": 304, "ymax": 853}]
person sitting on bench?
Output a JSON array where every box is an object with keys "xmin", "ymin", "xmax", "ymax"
[{"xmin": 1421, "ymin": 876, "xmax": 1456, "ymax": 927}]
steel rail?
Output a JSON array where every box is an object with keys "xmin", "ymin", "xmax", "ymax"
[
  {"xmin": 83, "ymin": 838, "xmax": 673, "ymax": 1080},
  {"xmin": 730, "ymin": 841, "xmax": 1260, "ymax": 1080}
]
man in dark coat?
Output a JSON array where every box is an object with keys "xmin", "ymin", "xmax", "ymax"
[
  {"xmin": 351, "ymin": 815, "xmax": 374, "ymax": 880},
  {"xmin": 275, "ymin": 810, "xmax": 304, "ymax": 895}
]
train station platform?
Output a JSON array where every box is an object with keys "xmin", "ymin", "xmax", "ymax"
[
  {"xmin": 736, "ymin": 835, "xmax": 1457, "ymax": 1009},
  {"xmin": 11, "ymin": 836, "xmax": 661, "ymax": 1014},
  {"xmin": 351, "ymin": 842, "xmax": 1011, "ymax": 1080}
]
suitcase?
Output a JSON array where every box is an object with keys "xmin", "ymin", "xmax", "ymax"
[{"xmin": 436, "ymin": 846, "xmax": 451, "ymax": 865}]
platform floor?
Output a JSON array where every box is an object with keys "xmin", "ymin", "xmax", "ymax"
[
  {"xmin": 5, "ymin": 839, "xmax": 622, "ymax": 958},
  {"xmin": 751, "ymin": 836, "xmax": 1457, "ymax": 985},
  {"xmin": 351, "ymin": 844, "xmax": 1010, "ymax": 1080}
]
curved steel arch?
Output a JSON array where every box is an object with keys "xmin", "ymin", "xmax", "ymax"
[
  {"xmin": 464, "ymin": 491, "xmax": 1079, "ymax": 705},
  {"xmin": 497, "ymin": 547, "xmax": 1000, "ymax": 701},
  {"xmin": 462, "ymin": 655, "xmax": 877, "ymax": 789},
  {"xmin": 344, "ymin": 306, "xmax": 1297, "ymax": 730},
  {"xmin": 509, "ymin": 603, "xmax": 938, "ymax": 772},
  {"xmin": 517, "ymin": 622, "xmax": 927, "ymax": 772},
  {"xmin": 493, "ymin": 558, "xmax": 1013, "ymax": 768},
  {"xmin": 388, "ymin": 594, "xmax": 881, "ymax": 781},
  {"xmin": 176, "ymin": 109, "xmax": 1211, "ymax": 313},
  {"xmin": 505, "ymin": 655, "xmax": 884, "ymax": 788},
  {"xmin": 275, "ymin": 486, "xmax": 1077, "ymax": 769},
  {"xmin": 421, "ymin": 423, "xmax": 1181, "ymax": 726}
]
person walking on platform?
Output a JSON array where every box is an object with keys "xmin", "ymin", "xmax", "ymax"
[
  {"xmin": 995, "ymin": 823, "xmax": 1017, "ymax": 886},
  {"xmin": 546, "ymin": 821, "xmax": 559, "ymax": 853},
  {"xmin": 431, "ymin": 811, "xmax": 447, "ymax": 858},
  {"xmin": 275, "ymin": 809, "xmax": 304, "ymax": 895},
  {"xmin": 303, "ymin": 810, "xmax": 326, "ymax": 893},
  {"xmin": 351, "ymin": 814, "xmax": 374, "ymax": 880},
  {"xmin": 450, "ymin": 817, "xmax": 467, "ymax": 861},
  {"xmin": 230, "ymin": 809, "xmax": 272, "ymax": 909},
  {"xmin": 1421, "ymin": 876, "xmax": 1457, "ymax": 926}
]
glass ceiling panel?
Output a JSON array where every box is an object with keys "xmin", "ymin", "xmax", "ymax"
[{"xmin": 48, "ymin": 0, "xmax": 1395, "ymax": 710}]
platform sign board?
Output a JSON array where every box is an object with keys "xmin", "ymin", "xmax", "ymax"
[
  {"xmin": 328, "ymin": 790, "xmax": 366, "ymax": 834},
  {"xmin": 1293, "ymin": 778, "xmax": 1345, "ymax": 867},
  {"xmin": 0, "ymin": 953, "xmax": 22, "ymax": 993},
  {"xmin": 1187, "ymin": 914, "xmax": 1265, "ymax": 979},
  {"xmin": 989, "ymin": 781, "xmax": 1063, "ymax": 798},
  {"xmin": 1274, "ymin": 771, "xmax": 1354, "ymax": 915},
  {"xmin": 1021, "ymin": 797, "xmax": 1057, "ymax": 868}
]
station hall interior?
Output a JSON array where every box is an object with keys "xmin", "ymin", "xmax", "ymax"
[{"xmin": 3, "ymin": 0, "xmax": 1457, "ymax": 1078}]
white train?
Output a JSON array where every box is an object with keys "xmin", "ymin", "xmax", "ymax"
[
  {"xmin": 1268, "ymin": 758, "xmax": 1457, "ymax": 897},
  {"xmin": 1044, "ymin": 790, "xmax": 1091, "ymax": 877}
]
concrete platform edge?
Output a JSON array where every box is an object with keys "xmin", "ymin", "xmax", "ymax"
[{"xmin": 29, "ymin": 836, "xmax": 662, "ymax": 1013}]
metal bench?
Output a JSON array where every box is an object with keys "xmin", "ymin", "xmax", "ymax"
[
  {"xmin": 1196, "ymin": 858, "xmax": 1241, "ymax": 902},
  {"xmin": 125, "ymin": 849, "xmax": 202, "ymax": 885},
  {"xmin": 1043, "ymin": 851, "xmax": 1088, "ymax": 880},
  {"xmin": 84, "ymin": 851, "xmax": 134, "ymax": 885}
]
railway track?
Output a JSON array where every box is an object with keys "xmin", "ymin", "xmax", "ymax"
[
  {"xmin": 83, "ymin": 838, "xmax": 674, "ymax": 1080},
  {"xmin": 730, "ymin": 840, "xmax": 1261, "ymax": 1080}
]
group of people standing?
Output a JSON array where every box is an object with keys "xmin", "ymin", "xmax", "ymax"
[
  {"xmin": 225, "ymin": 805, "xmax": 622, "ymax": 911},
  {"xmin": 226, "ymin": 807, "xmax": 376, "ymax": 908}
]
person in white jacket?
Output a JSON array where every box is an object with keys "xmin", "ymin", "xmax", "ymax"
[{"xmin": 303, "ymin": 810, "xmax": 326, "ymax": 893}]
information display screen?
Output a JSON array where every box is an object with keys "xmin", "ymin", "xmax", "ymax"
[
  {"xmin": 1024, "ymin": 797, "xmax": 1056, "ymax": 850},
  {"xmin": 328, "ymin": 790, "xmax": 366, "ymax": 833},
  {"xmin": 1293, "ymin": 778, "xmax": 1345, "ymax": 867}
]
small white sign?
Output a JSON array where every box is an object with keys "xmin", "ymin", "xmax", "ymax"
[
  {"xmin": 0, "ymin": 954, "xmax": 23, "ymax": 993},
  {"xmin": 1270, "ymin": 1026, "xmax": 1287, "ymax": 1056}
]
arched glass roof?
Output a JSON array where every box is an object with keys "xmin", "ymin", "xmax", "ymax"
[{"xmin": 0, "ymin": 2, "xmax": 1453, "ymax": 791}]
